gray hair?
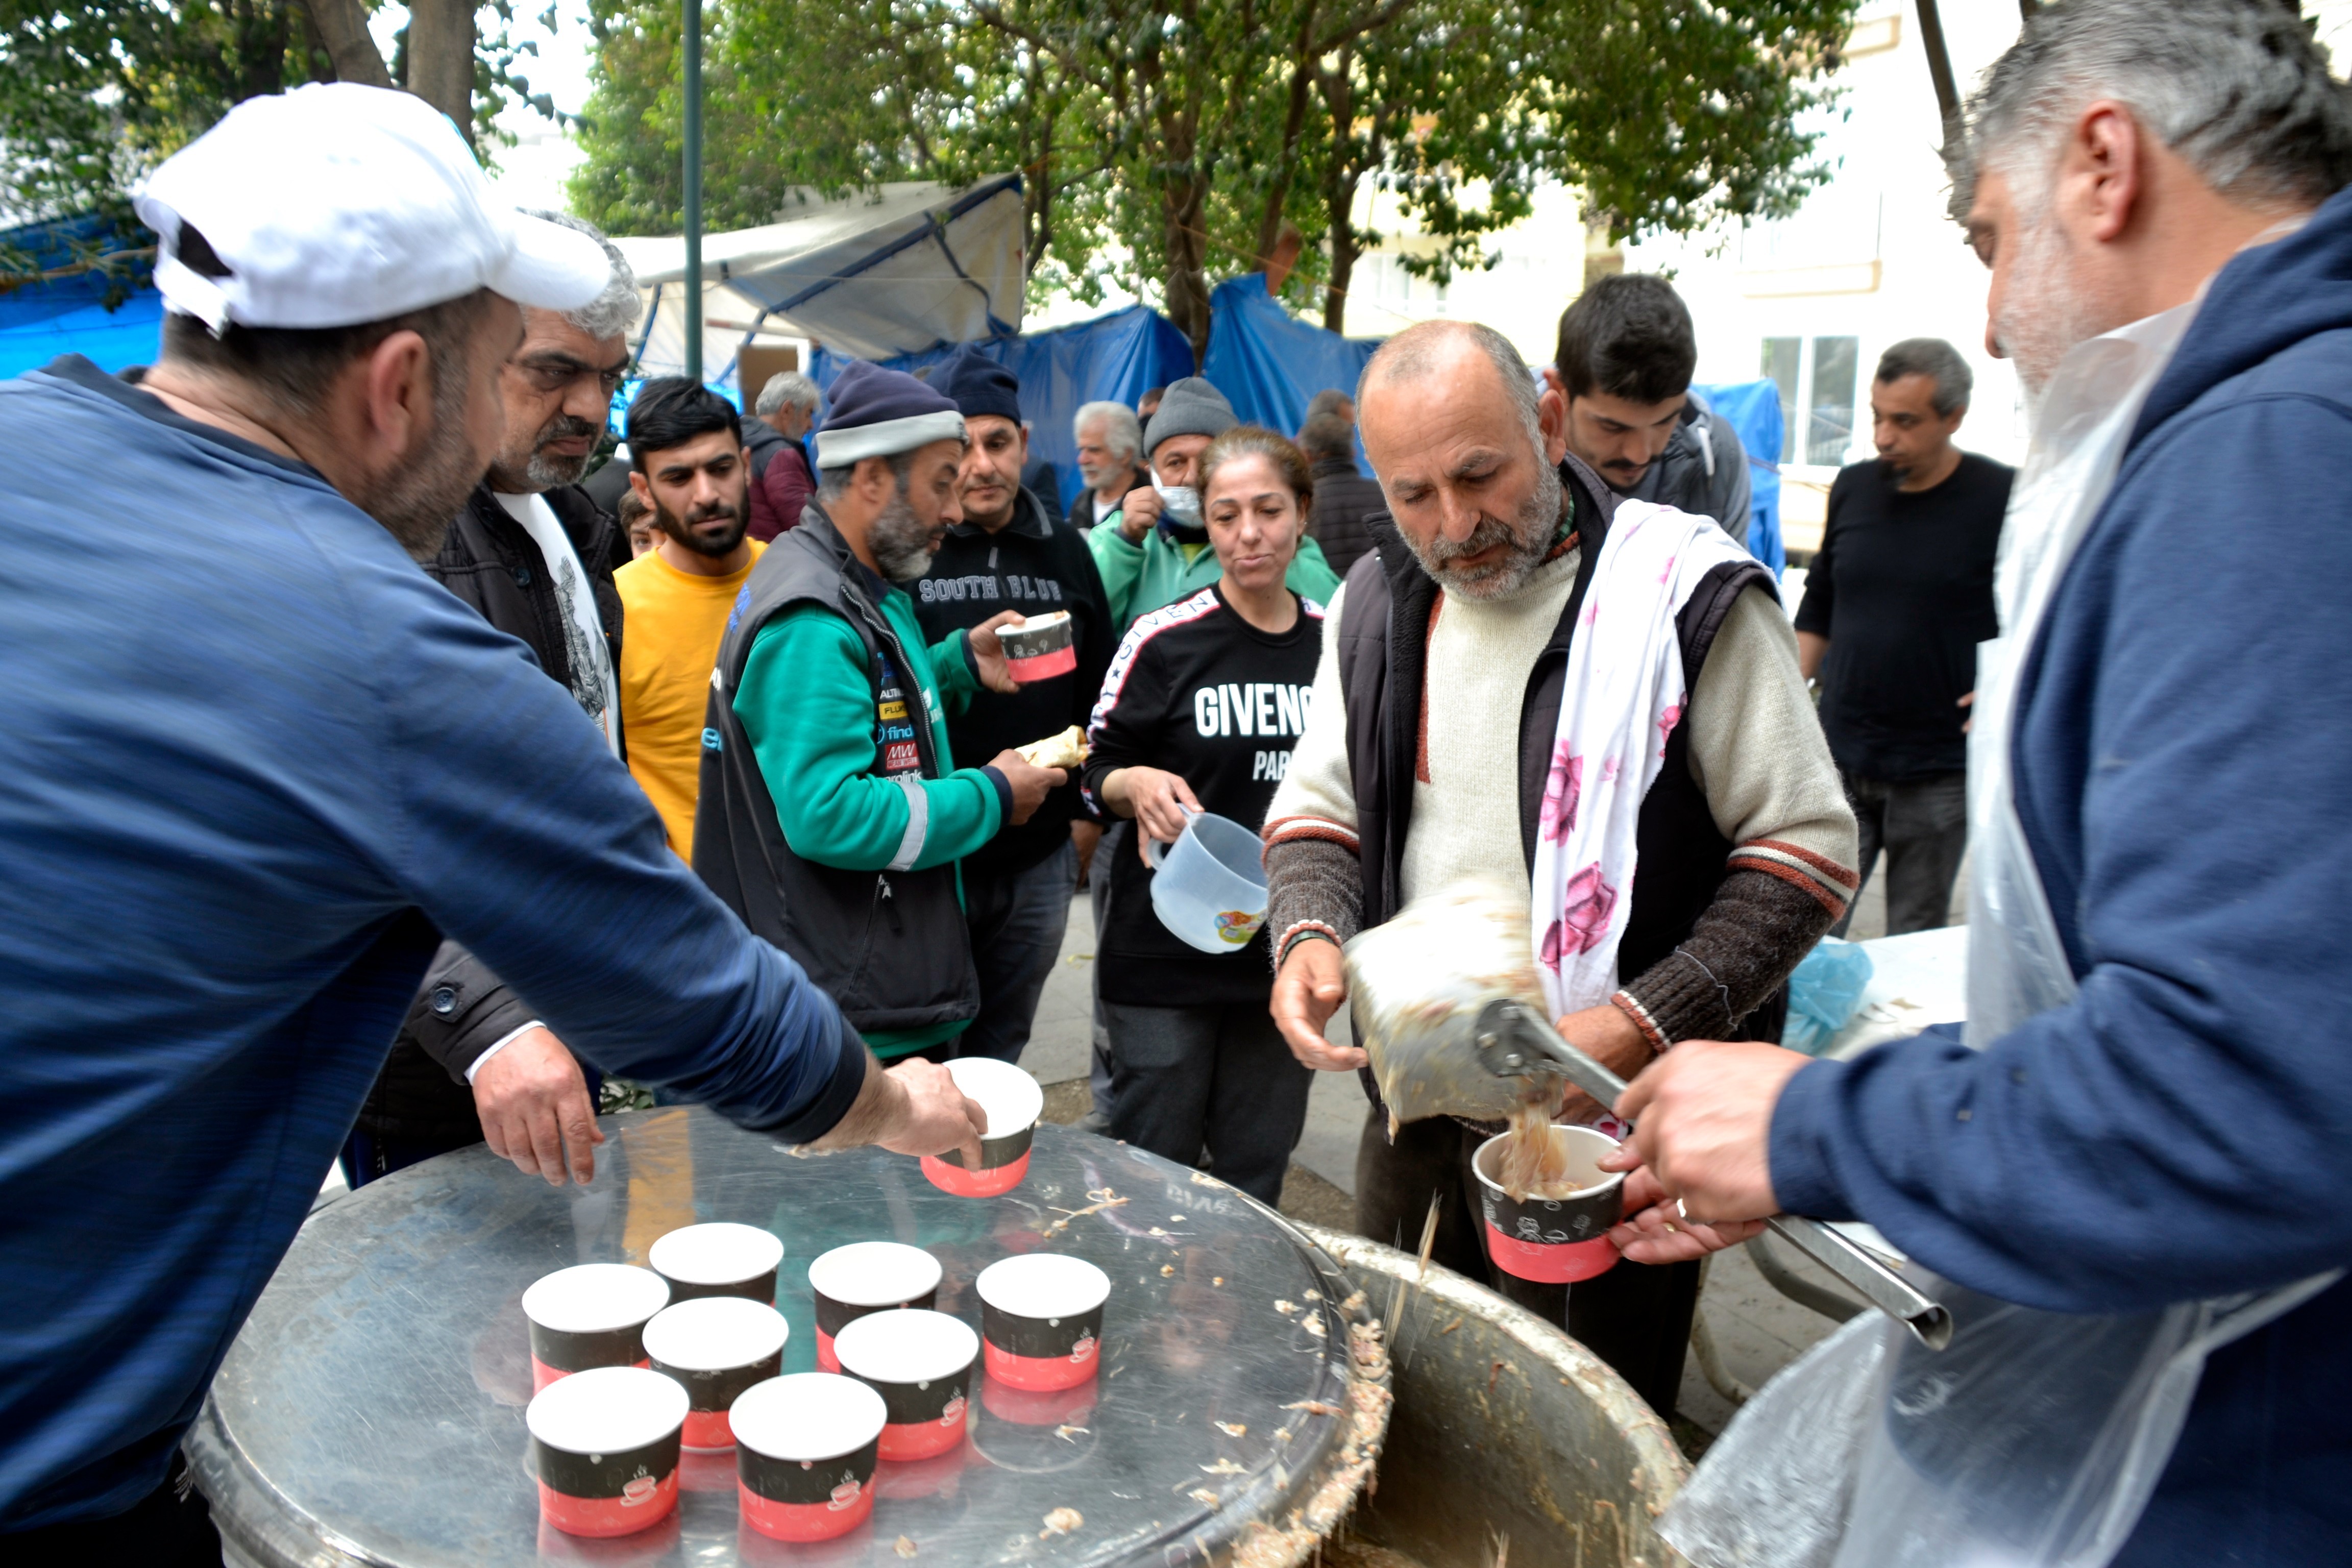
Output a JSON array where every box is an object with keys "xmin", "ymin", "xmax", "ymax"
[
  {"xmin": 1073, "ymin": 400, "xmax": 1142, "ymax": 461},
  {"xmin": 1951, "ymin": 0, "xmax": 2352, "ymax": 219},
  {"xmin": 523, "ymin": 209, "xmax": 641, "ymax": 340},
  {"xmin": 755, "ymin": 371, "xmax": 820, "ymax": 418},
  {"xmin": 1875, "ymin": 338, "xmax": 1973, "ymax": 416},
  {"xmin": 1360, "ymin": 318, "xmax": 1546, "ymax": 463}
]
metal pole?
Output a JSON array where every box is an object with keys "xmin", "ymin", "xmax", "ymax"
[{"xmin": 682, "ymin": 0, "xmax": 704, "ymax": 384}]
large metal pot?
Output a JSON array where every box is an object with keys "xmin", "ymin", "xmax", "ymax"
[{"xmin": 1295, "ymin": 1223, "xmax": 1688, "ymax": 1568}]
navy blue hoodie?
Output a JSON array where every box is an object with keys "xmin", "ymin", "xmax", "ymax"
[{"xmin": 1769, "ymin": 191, "xmax": 2352, "ymax": 1563}]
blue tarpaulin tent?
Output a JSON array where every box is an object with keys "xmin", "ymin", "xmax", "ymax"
[
  {"xmin": 809, "ymin": 304, "xmax": 1192, "ymax": 517},
  {"xmin": 1198, "ymin": 273, "xmax": 1380, "ymax": 437},
  {"xmin": 0, "ymin": 216, "xmax": 161, "ymax": 379},
  {"xmin": 1694, "ymin": 377, "xmax": 1786, "ymax": 576},
  {"xmin": 807, "ymin": 277, "xmax": 1374, "ymax": 517}
]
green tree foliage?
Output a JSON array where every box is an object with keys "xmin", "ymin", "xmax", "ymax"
[
  {"xmin": 571, "ymin": 0, "xmax": 1858, "ymax": 360},
  {"xmin": 0, "ymin": 0, "xmax": 559, "ymax": 292}
]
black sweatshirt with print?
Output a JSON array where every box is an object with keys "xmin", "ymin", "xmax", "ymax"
[{"xmin": 1081, "ymin": 583, "xmax": 1325, "ymax": 1005}]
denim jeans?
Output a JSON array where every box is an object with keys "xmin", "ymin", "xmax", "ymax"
[
  {"xmin": 957, "ymin": 838, "xmax": 1079, "ymax": 1065},
  {"xmin": 1102, "ymin": 997, "xmax": 1311, "ymax": 1205},
  {"xmin": 1832, "ymin": 769, "xmax": 1969, "ymax": 937}
]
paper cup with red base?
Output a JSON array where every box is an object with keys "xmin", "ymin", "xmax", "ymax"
[
  {"xmin": 807, "ymin": 1242, "xmax": 942, "ymax": 1374},
  {"xmin": 730, "ymin": 1373, "xmax": 887, "ymax": 1543},
  {"xmin": 832, "ymin": 1309, "xmax": 980, "ymax": 1462},
  {"xmin": 996, "ymin": 610, "xmax": 1076, "ymax": 681},
  {"xmin": 642, "ymin": 1295, "xmax": 789, "ymax": 1451},
  {"xmin": 647, "ymin": 1222, "xmax": 783, "ymax": 1305},
  {"xmin": 522, "ymin": 1264, "xmax": 671, "ymax": 1393},
  {"xmin": 920, "ymin": 1057, "xmax": 1043, "ymax": 1197},
  {"xmin": 527, "ymin": 1365, "xmax": 689, "ymax": 1538},
  {"xmin": 976, "ymin": 1253, "xmax": 1109, "ymax": 1392},
  {"xmin": 1471, "ymin": 1125, "xmax": 1626, "ymax": 1285}
]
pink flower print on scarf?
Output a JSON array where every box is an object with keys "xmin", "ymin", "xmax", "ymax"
[
  {"xmin": 1540, "ymin": 745, "xmax": 1582, "ymax": 841},
  {"xmin": 1540, "ymin": 863, "xmax": 1619, "ymax": 970},
  {"xmin": 1657, "ymin": 699, "xmax": 1683, "ymax": 757}
]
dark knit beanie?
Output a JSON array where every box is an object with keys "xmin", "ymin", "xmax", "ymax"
[
  {"xmin": 814, "ymin": 360, "xmax": 966, "ymax": 470},
  {"xmin": 1142, "ymin": 376, "xmax": 1237, "ymax": 456},
  {"xmin": 931, "ymin": 345, "xmax": 1023, "ymax": 425}
]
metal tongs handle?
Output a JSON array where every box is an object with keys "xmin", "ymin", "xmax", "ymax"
[{"xmin": 1473, "ymin": 998, "xmax": 1953, "ymax": 1351}]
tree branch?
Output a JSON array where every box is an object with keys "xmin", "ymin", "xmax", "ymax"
[
  {"xmin": 1314, "ymin": 0, "xmax": 1416, "ymax": 57},
  {"xmin": 1915, "ymin": 0, "xmax": 1961, "ymax": 145},
  {"xmin": 299, "ymin": 0, "xmax": 394, "ymax": 90}
]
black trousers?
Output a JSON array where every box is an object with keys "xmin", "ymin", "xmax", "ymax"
[
  {"xmin": 1831, "ymin": 769, "xmax": 1968, "ymax": 937},
  {"xmin": 1355, "ymin": 1106, "xmax": 1702, "ymax": 1418},
  {"xmin": 5, "ymin": 1453, "xmax": 224, "ymax": 1567}
]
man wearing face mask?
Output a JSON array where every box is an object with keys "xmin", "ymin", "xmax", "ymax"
[
  {"xmin": 696, "ymin": 362, "xmax": 1069, "ymax": 1062},
  {"xmin": 1091, "ymin": 376, "xmax": 1340, "ymax": 630}
]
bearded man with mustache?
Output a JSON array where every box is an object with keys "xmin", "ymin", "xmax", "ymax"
[
  {"xmin": 694, "ymin": 361, "xmax": 1068, "ymax": 1063},
  {"xmin": 348, "ymin": 209, "xmax": 640, "ymax": 1197},
  {"xmin": 1260, "ymin": 318, "xmax": 1857, "ymax": 1420}
]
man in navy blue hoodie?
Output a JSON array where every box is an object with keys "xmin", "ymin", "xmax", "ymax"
[
  {"xmin": 0, "ymin": 86, "xmax": 984, "ymax": 1562},
  {"xmin": 1602, "ymin": 5, "xmax": 2352, "ymax": 1562}
]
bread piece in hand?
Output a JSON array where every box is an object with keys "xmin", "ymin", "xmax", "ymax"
[{"xmin": 1017, "ymin": 725, "xmax": 1089, "ymax": 770}]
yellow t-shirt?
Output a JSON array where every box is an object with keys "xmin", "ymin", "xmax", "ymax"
[{"xmin": 614, "ymin": 540, "xmax": 766, "ymax": 862}]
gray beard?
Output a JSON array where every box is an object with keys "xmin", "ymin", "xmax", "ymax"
[
  {"xmin": 869, "ymin": 489, "xmax": 938, "ymax": 582},
  {"xmin": 1401, "ymin": 458, "xmax": 1564, "ymax": 601},
  {"xmin": 1995, "ymin": 210, "xmax": 2121, "ymax": 405},
  {"xmin": 354, "ymin": 411, "xmax": 483, "ymax": 560}
]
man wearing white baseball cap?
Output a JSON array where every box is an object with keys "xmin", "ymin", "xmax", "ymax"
[{"xmin": 0, "ymin": 85, "xmax": 986, "ymax": 1562}]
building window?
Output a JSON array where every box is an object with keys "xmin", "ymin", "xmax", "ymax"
[
  {"xmin": 1809, "ymin": 336, "xmax": 1858, "ymax": 466},
  {"xmin": 1763, "ymin": 337, "xmax": 1800, "ymax": 462},
  {"xmin": 1759, "ymin": 334, "xmax": 1861, "ymax": 467}
]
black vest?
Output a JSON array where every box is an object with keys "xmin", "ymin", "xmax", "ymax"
[
  {"xmin": 693, "ymin": 506, "xmax": 979, "ymax": 1035},
  {"xmin": 1335, "ymin": 458, "xmax": 1788, "ymax": 1043}
]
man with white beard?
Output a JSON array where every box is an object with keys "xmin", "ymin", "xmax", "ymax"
[
  {"xmin": 1604, "ymin": 4, "xmax": 2352, "ymax": 1561},
  {"xmin": 695, "ymin": 362, "xmax": 1067, "ymax": 1062}
]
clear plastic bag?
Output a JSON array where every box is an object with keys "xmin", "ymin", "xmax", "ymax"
[
  {"xmin": 1780, "ymin": 937, "xmax": 1873, "ymax": 1057},
  {"xmin": 1663, "ymin": 305, "xmax": 2344, "ymax": 1568},
  {"xmin": 1342, "ymin": 880, "xmax": 1550, "ymax": 1126}
]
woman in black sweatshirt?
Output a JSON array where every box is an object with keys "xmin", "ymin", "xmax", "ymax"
[{"xmin": 1080, "ymin": 427, "xmax": 1326, "ymax": 1202}]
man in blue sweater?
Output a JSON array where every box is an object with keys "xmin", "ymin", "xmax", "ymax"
[
  {"xmin": 0, "ymin": 86, "xmax": 983, "ymax": 1560},
  {"xmin": 1602, "ymin": 5, "xmax": 2352, "ymax": 1562}
]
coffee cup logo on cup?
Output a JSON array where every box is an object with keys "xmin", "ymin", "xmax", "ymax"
[
  {"xmin": 730, "ymin": 1373, "xmax": 888, "ymax": 1543},
  {"xmin": 830, "ymin": 1309, "xmax": 981, "ymax": 1462},
  {"xmin": 807, "ymin": 1243, "xmax": 943, "ymax": 1373},
  {"xmin": 975, "ymin": 1253, "xmax": 1111, "ymax": 1393},
  {"xmin": 521, "ymin": 1263, "xmax": 672, "ymax": 1393},
  {"xmin": 918, "ymin": 1057, "xmax": 1043, "ymax": 1197},
  {"xmin": 1469, "ymin": 1125, "xmax": 1626, "ymax": 1285},
  {"xmin": 527, "ymin": 1365, "xmax": 690, "ymax": 1538},
  {"xmin": 1143, "ymin": 809, "xmax": 1269, "ymax": 954}
]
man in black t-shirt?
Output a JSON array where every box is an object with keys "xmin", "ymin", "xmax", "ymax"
[
  {"xmin": 914, "ymin": 347, "xmax": 1114, "ymax": 1065},
  {"xmin": 1796, "ymin": 338, "xmax": 2012, "ymax": 935}
]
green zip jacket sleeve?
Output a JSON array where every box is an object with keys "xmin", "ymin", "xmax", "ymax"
[
  {"xmin": 734, "ymin": 604, "xmax": 1003, "ymax": 873},
  {"xmin": 1088, "ymin": 513, "xmax": 1147, "ymax": 628},
  {"xmin": 1285, "ymin": 534, "xmax": 1341, "ymax": 604}
]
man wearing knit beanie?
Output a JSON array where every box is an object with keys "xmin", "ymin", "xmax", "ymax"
[
  {"xmin": 910, "ymin": 346, "xmax": 1114, "ymax": 1066},
  {"xmin": 1089, "ymin": 375, "xmax": 1340, "ymax": 628},
  {"xmin": 695, "ymin": 359, "xmax": 1069, "ymax": 1061}
]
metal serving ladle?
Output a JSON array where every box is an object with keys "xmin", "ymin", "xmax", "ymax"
[{"xmin": 1472, "ymin": 997, "xmax": 1954, "ymax": 1351}]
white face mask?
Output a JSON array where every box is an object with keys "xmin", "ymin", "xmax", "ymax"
[{"xmin": 1152, "ymin": 475, "xmax": 1205, "ymax": 529}]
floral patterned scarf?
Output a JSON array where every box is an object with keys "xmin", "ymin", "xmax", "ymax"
[{"xmin": 1531, "ymin": 499, "xmax": 1756, "ymax": 1020}]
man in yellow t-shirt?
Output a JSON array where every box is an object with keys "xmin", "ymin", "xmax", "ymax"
[{"xmin": 615, "ymin": 378, "xmax": 767, "ymax": 861}]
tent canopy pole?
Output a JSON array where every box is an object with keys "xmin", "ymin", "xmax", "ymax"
[{"xmin": 682, "ymin": 0, "xmax": 703, "ymax": 385}]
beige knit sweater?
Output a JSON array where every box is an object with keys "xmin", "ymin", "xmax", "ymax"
[{"xmin": 1263, "ymin": 544, "xmax": 1859, "ymax": 1044}]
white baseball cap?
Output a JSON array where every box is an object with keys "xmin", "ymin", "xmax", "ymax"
[{"xmin": 134, "ymin": 83, "xmax": 611, "ymax": 333}]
